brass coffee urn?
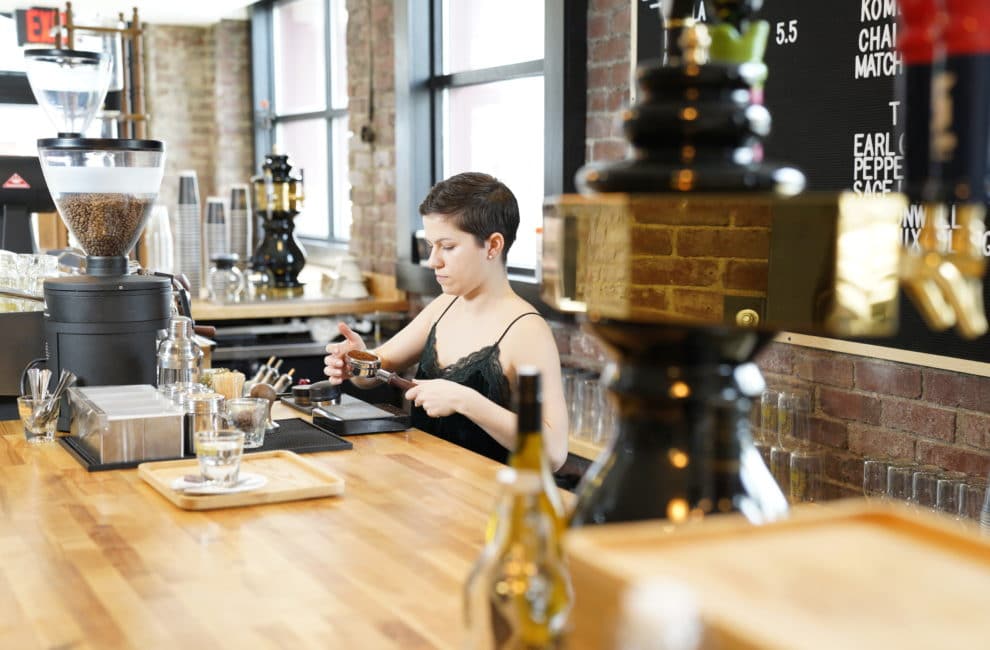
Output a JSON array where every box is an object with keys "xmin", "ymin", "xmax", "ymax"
[
  {"xmin": 543, "ymin": 0, "xmax": 909, "ymax": 526},
  {"xmin": 251, "ymin": 151, "xmax": 306, "ymax": 293}
]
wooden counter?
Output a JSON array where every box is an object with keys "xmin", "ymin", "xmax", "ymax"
[
  {"xmin": 0, "ymin": 405, "xmax": 500, "ymax": 649},
  {"xmin": 191, "ymin": 272, "xmax": 408, "ymax": 321}
]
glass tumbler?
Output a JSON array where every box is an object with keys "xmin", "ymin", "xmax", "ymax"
[
  {"xmin": 958, "ymin": 478, "xmax": 988, "ymax": 521},
  {"xmin": 195, "ymin": 429, "xmax": 245, "ymax": 487},
  {"xmin": 863, "ymin": 458, "xmax": 889, "ymax": 500},
  {"xmin": 778, "ymin": 389, "xmax": 811, "ymax": 451},
  {"xmin": 789, "ymin": 449, "xmax": 823, "ymax": 503},
  {"xmin": 886, "ymin": 461, "xmax": 918, "ymax": 503},
  {"xmin": 935, "ymin": 471, "xmax": 967, "ymax": 516},
  {"xmin": 911, "ymin": 466, "xmax": 942, "ymax": 510},
  {"xmin": 225, "ymin": 397, "xmax": 269, "ymax": 448}
]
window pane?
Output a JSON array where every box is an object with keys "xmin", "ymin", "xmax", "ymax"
[
  {"xmin": 442, "ymin": 0, "xmax": 544, "ymax": 74},
  {"xmin": 331, "ymin": 116, "xmax": 351, "ymax": 240},
  {"xmin": 443, "ymin": 76, "xmax": 544, "ymax": 270},
  {"xmin": 329, "ymin": 0, "xmax": 348, "ymax": 109},
  {"xmin": 0, "ymin": 104, "xmax": 50, "ymax": 156},
  {"xmin": 276, "ymin": 118, "xmax": 329, "ymax": 240},
  {"xmin": 273, "ymin": 0, "xmax": 326, "ymax": 114},
  {"xmin": 1, "ymin": 16, "xmax": 26, "ymax": 72}
]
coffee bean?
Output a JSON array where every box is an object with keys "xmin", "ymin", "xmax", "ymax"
[{"xmin": 58, "ymin": 193, "xmax": 154, "ymax": 257}]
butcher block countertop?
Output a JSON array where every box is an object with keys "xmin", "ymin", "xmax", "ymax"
[{"xmin": 0, "ymin": 404, "xmax": 501, "ymax": 649}]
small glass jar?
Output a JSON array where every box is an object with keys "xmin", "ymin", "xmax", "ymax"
[{"xmin": 208, "ymin": 253, "xmax": 245, "ymax": 303}]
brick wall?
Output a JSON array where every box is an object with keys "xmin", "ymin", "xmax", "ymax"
[
  {"xmin": 345, "ymin": 0, "xmax": 397, "ymax": 275},
  {"xmin": 144, "ymin": 21, "xmax": 254, "ymax": 212},
  {"xmin": 579, "ymin": 0, "xmax": 990, "ymax": 493}
]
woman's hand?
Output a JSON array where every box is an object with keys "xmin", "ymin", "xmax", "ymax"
[
  {"xmin": 323, "ymin": 322, "xmax": 367, "ymax": 385},
  {"xmin": 404, "ymin": 379, "xmax": 469, "ymax": 418}
]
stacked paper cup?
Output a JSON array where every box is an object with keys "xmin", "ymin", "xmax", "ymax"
[
  {"xmin": 229, "ymin": 184, "xmax": 251, "ymax": 268},
  {"xmin": 204, "ymin": 197, "xmax": 229, "ymax": 267},
  {"xmin": 175, "ymin": 171, "xmax": 202, "ymax": 297}
]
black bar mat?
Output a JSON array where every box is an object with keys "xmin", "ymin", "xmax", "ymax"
[{"xmin": 59, "ymin": 418, "xmax": 352, "ymax": 472}]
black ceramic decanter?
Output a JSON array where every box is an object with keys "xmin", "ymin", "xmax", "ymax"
[{"xmin": 251, "ymin": 152, "xmax": 306, "ymax": 294}]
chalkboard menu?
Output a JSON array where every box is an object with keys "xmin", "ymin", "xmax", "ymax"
[{"xmin": 634, "ymin": 0, "xmax": 990, "ymax": 366}]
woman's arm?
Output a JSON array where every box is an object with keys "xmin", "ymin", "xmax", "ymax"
[{"xmin": 324, "ymin": 295, "xmax": 456, "ymax": 384}]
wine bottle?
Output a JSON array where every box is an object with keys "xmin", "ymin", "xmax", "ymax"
[
  {"xmin": 508, "ymin": 366, "xmax": 566, "ymax": 532},
  {"xmin": 464, "ymin": 468, "xmax": 572, "ymax": 650}
]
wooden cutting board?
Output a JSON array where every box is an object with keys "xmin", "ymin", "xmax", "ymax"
[
  {"xmin": 138, "ymin": 449, "xmax": 344, "ymax": 510},
  {"xmin": 565, "ymin": 500, "xmax": 990, "ymax": 649}
]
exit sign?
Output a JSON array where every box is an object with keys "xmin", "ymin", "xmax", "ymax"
[{"xmin": 15, "ymin": 7, "xmax": 60, "ymax": 46}]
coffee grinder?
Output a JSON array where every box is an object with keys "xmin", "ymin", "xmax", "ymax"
[
  {"xmin": 25, "ymin": 49, "xmax": 171, "ymax": 429},
  {"xmin": 250, "ymin": 150, "xmax": 306, "ymax": 294}
]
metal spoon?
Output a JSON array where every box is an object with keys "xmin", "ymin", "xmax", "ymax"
[{"xmin": 34, "ymin": 369, "xmax": 76, "ymax": 423}]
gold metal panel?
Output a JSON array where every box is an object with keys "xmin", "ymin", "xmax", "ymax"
[{"xmin": 542, "ymin": 192, "xmax": 906, "ymax": 337}]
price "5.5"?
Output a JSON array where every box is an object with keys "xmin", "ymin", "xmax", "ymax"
[{"xmin": 775, "ymin": 19, "xmax": 798, "ymax": 45}]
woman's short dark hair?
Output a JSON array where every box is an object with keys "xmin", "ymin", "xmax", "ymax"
[{"xmin": 418, "ymin": 172, "xmax": 519, "ymax": 261}]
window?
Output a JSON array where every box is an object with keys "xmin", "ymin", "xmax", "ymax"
[
  {"xmin": 252, "ymin": 0, "xmax": 350, "ymax": 249},
  {"xmin": 396, "ymin": 0, "xmax": 586, "ymax": 289},
  {"xmin": 0, "ymin": 14, "xmax": 49, "ymax": 156}
]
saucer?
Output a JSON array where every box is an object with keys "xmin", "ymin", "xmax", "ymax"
[{"xmin": 170, "ymin": 472, "xmax": 267, "ymax": 495}]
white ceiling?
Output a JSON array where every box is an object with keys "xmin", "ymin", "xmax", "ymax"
[{"xmin": 0, "ymin": 0, "xmax": 255, "ymax": 25}]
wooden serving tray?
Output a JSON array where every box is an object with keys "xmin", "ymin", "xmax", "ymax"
[
  {"xmin": 138, "ymin": 449, "xmax": 344, "ymax": 511},
  {"xmin": 565, "ymin": 500, "xmax": 990, "ymax": 649}
]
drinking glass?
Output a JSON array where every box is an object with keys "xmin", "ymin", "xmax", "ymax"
[
  {"xmin": 863, "ymin": 458, "xmax": 889, "ymax": 500},
  {"xmin": 195, "ymin": 429, "xmax": 245, "ymax": 487},
  {"xmin": 758, "ymin": 388, "xmax": 780, "ymax": 445},
  {"xmin": 778, "ymin": 389, "xmax": 811, "ymax": 451},
  {"xmin": 225, "ymin": 397, "xmax": 268, "ymax": 448},
  {"xmin": 958, "ymin": 478, "xmax": 988, "ymax": 521},
  {"xmin": 886, "ymin": 461, "xmax": 917, "ymax": 502},
  {"xmin": 16, "ymin": 396, "xmax": 59, "ymax": 444},
  {"xmin": 770, "ymin": 446, "xmax": 791, "ymax": 498},
  {"xmin": 789, "ymin": 450, "xmax": 823, "ymax": 503},
  {"xmin": 935, "ymin": 471, "xmax": 967, "ymax": 516},
  {"xmin": 575, "ymin": 374, "xmax": 601, "ymax": 442},
  {"xmin": 911, "ymin": 466, "xmax": 942, "ymax": 510}
]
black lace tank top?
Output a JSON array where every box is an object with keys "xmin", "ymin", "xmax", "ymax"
[{"xmin": 411, "ymin": 297, "xmax": 540, "ymax": 464}]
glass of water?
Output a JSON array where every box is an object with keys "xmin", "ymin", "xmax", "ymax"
[{"xmin": 195, "ymin": 429, "xmax": 245, "ymax": 487}]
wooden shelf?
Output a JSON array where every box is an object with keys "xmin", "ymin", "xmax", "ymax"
[
  {"xmin": 191, "ymin": 271, "xmax": 408, "ymax": 321},
  {"xmin": 568, "ymin": 434, "xmax": 605, "ymax": 461}
]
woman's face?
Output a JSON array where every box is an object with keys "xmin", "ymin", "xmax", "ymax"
[{"xmin": 422, "ymin": 214, "xmax": 493, "ymax": 295}]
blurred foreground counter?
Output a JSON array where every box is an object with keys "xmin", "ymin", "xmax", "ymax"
[
  {"xmin": 566, "ymin": 500, "xmax": 990, "ymax": 649},
  {"xmin": 191, "ymin": 269, "xmax": 408, "ymax": 321},
  {"xmin": 0, "ymin": 404, "xmax": 494, "ymax": 649}
]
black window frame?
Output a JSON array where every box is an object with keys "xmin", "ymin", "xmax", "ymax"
[
  {"xmin": 251, "ymin": 0, "xmax": 350, "ymax": 263},
  {"xmin": 394, "ymin": 0, "xmax": 586, "ymax": 308}
]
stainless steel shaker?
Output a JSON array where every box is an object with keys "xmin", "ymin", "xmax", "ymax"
[{"xmin": 156, "ymin": 316, "xmax": 204, "ymax": 389}]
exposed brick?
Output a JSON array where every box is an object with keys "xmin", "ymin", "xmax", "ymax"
[
  {"xmin": 591, "ymin": 139, "xmax": 627, "ymax": 162},
  {"xmin": 879, "ymin": 399, "xmax": 955, "ymax": 441},
  {"xmin": 823, "ymin": 451, "xmax": 864, "ymax": 487},
  {"xmin": 722, "ymin": 260, "xmax": 768, "ymax": 291},
  {"xmin": 848, "ymin": 423, "xmax": 915, "ymax": 459},
  {"xmin": 793, "ymin": 350, "xmax": 854, "ymax": 389},
  {"xmin": 670, "ymin": 289, "xmax": 722, "ymax": 321},
  {"xmin": 628, "ymin": 286, "xmax": 669, "ymax": 311},
  {"xmin": 588, "ymin": 14, "xmax": 608, "ymax": 39},
  {"xmin": 810, "ymin": 416, "xmax": 848, "ymax": 449},
  {"xmin": 754, "ymin": 342, "xmax": 795, "ymax": 375},
  {"xmin": 957, "ymin": 411, "xmax": 990, "ymax": 450},
  {"xmin": 915, "ymin": 441, "xmax": 990, "ymax": 476},
  {"xmin": 631, "ymin": 257, "xmax": 719, "ymax": 287},
  {"xmin": 731, "ymin": 205, "xmax": 774, "ymax": 227},
  {"xmin": 630, "ymin": 227, "xmax": 673, "ymax": 255},
  {"xmin": 819, "ymin": 387, "xmax": 881, "ymax": 425},
  {"xmin": 854, "ymin": 360, "xmax": 922, "ymax": 398},
  {"xmin": 676, "ymin": 228, "xmax": 770, "ymax": 259},
  {"xmin": 922, "ymin": 368, "xmax": 968, "ymax": 407}
]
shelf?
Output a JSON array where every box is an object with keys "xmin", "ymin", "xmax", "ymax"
[
  {"xmin": 191, "ymin": 272, "xmax": 408, "ymax": 321},
  {"xmin": 568, "ymin": 434, "xmax": 605, "ymax": 461}
]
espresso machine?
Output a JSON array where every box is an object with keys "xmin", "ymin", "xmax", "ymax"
[
  {"xmin": 24, "ymin": 48, "xmax": 171, "ymax": 429},
  {"xmin": 542, "ymin": 1, "xmax": 908, "ymax": 525},
  {"xmin": 250, "ymin": 150, "xmax": 306, "ymax": 294}
]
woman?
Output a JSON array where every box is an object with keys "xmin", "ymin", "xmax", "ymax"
[{"xmin": 324, "ymin": 172, "xmax": 568, "ymax": 470}]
